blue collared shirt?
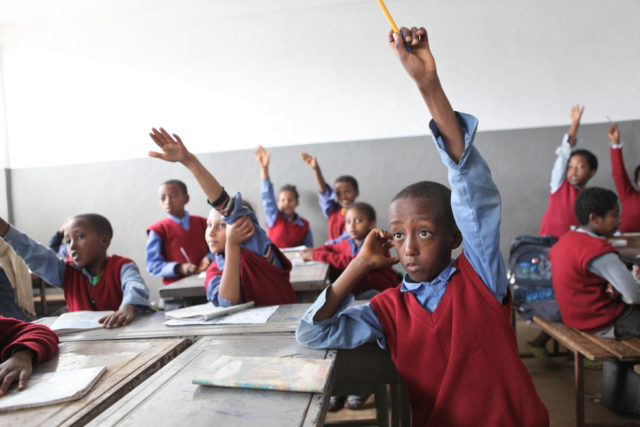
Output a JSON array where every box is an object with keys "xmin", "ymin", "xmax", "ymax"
[
  {"xmin": 260, "ymin": 178, "xmax": 313, "ymax": 247},
  {"xmin": 4, "ymin": 225, "xmax": 151, "ymax": 309},
  {"xmin": 145, "ymin": 211, "xmax": 193, "ymax": 278},
  {"xmin": 296, "ymin": 112, "xmax": 507, "ymax": 350},
  {"xmin": 549, "ymin": 134, "xmax": 581, "ymax": 194},
  {"xmin": 207, "ymin": 192, "xmax": 285, "ymax": 307},
  {"xmin": 318, "ymin": 186, "xmax": 340, "ymax": 219}
]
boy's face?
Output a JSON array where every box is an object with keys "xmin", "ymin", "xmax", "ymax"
[
  {"xmin": 567, "ymin": 154, "xmax": 596, "ymax": 188},
  {"xmin": 158, "ymin": 183, "xmax": 189, "ymax": 218},
  {"xmin": 388, "ymin": 197, "xmax": 461, "ymax": 283},
  {"xmin": 333, "ymin": 182, "xmax": 358, "ymax": 209},
  {"xmin": 64, "ymin": 218, "xmax": 109, "ymax": 268},
  {"xmin": 589, "ymin": 205, "xmax": 621, "ymax": 238},
  {"xmin": 206, "ymin": 209, "xmax": 227, "ymax": 253},
  {"xmin": 345, "ymin": 208, "xmax": 375, "ymax": 242},
  {"xmin": 277, "ymin": 190, "xmax": 299, "ymax": 217}
]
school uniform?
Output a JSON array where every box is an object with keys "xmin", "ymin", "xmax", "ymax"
[
  {"xmin": 206, "ymin": 192, "xmax": 295, "ymax": 307},
  {"xmin": 260, "ymin": 178, "xmax": 313, "ymax": 248},
  {"xmin": 312, "ymin": 237, "xmax": 397, "ymax": 296},
  {"xmin": 0, "ymin": 316, "xmax": 58, "ymax": 365},
  {"xmin": 146, "ymin": 212, "xmax": 209, "ymax": 284},
  {"xmin": 2, "ymin": 226, "xmax": 151, "ymax": 311},
  {"xmin": 296, "ymin": 113, "xmax": 549, "ymax": 426},
  {"xmin": 538, "ymin": 135, "xmax": 581, "ymax": 239},
  {"xmin": 318, "ymin": 188, "xmax": 346, "ymax": 241},
  {"xmin": 610, "ymin": 144, "xmax": 640, "ymax": 232}
]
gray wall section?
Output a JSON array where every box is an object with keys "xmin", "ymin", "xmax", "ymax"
[{"xmin": 7, "ymin": 119, "xmax": 640, "ymax": 302}]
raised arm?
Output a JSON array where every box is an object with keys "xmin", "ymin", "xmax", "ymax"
[
  {"xmin": 300, "ymin": 152, "xmax": 330, "ymax": 192},
  {"xmin": 567, "ymin": 105, "xmax": 584, "ymax": 147},
  {"xmin": 389, "ymin": 27, "xmax": 464, "ymax": 162},
  {"xmin": 607, "ymin": 122, "xmax": 635, "ymax": 196},
  {"xmin": 149, "ymin": 128, "xmax": 223, "ymax": 202},
  {"xmin": 254, "ymin": 145, "xmax": 270, "ymax": 180}
]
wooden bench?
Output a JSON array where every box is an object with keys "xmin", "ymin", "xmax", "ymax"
[{"xmin": 532, "ymin": 315, "xmax": 640, "ymax": 427}]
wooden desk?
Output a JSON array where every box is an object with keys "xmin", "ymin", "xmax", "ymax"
[
  {"xmin": 159, "ymin": 262, "xmax": 330, "ymax": 303},
  {"xmin": 0, "ymin": 338, "xmax": 188, "ymax": 426},
  {"xmin": 39, "ymin": 304, "xmax": 311, "ymax": 342},
  {"xmin": 610, "ymin": 234, "xmax": 640, "ymax": 265},
  {"xmin": 89, "ymin": 336, "xmax": 335, "ymax": 427}
]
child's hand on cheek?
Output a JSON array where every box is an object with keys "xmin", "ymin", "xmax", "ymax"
[
  {"xmin": 99, "ymin": 305, "xmax": 135, "ymax": 329},
  {"xmin": 0, "ymin": 349, "xmax": 34, "ymax": 396},
  {"xmin": 357, "ymin": 229, "xmax": 399, "ymax": 271},
  {"xmin": 226, "ymin": 216, "xmax": 255, "ymax": 248}
]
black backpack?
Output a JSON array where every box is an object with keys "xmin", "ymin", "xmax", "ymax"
[{"xmin": 507, "ymin": 235, "xmax": 557, "ymax": 306}]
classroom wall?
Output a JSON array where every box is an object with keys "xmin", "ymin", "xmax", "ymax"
[{"xmin": 7, "ymin": 118, "xmax": 640, "ymax": 302}]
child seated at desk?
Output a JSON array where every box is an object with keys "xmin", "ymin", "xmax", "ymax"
[
  {"xmin": 300, "ymin": 152, "xmax": 358, "ymax": 242},
  {"xmin": 0, "ymin": 214, "xmax": 152, "ymax": 329},
  {"xmin": 608, "ymin": 123, "xmax": 640, "ymax": 232},
  {"xmin": 300, "ymin": 202, "xmax": 397, "ymax": 298},
  {"xmin": 539, "ymin": 104, "xmax": 597, "ymax": 239},
  {"xmin": 296, "ymin": 25, "xmax": 548, "ymax": 426},
  {"xmin": 550, "ymin": 187, "xmax": 640, "ymax": 338},
  {"xmin": 253, "ymin": 145, "xmax": 313, "ymax": 249},
  {"xmin": 149, "ymin": 129, "xmax": 296, "ymax": 307},
  {"xmin": 0, "ymin": 316, "xmax": 58, "ymax": 397},
  {"xmin": 146, "ymin": 179, "xmax": 210, "ymax": 285}
]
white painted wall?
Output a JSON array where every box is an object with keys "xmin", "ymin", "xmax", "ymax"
[{"xmin": 0, "ymin": 0, "xmax": 638, "ymax": 168}]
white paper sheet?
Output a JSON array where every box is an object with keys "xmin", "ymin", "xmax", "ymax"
[
  {"xmin": 50, "ymin": 311, "xmax": 114, "ymax": 334},
  {"xmin": 164, "ymin": 305, "xmax": 279, "ymax": 326}
]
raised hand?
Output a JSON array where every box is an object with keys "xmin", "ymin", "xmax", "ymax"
[
  {"xmin": 149, "ymin": 128, "xmax": 191, "ymax": 163},
  {"xmin": 389, "ymin": 26, "xmax": 435, "ymax": 83},
  {"xmin": 357, "ymin": 229, "xmax": 399, "ymax": 271},
  {"xmin": 254, "ymin": 145, "xmax": 270, "ymax": 168},
  {"xmin": 608, "ymin": 123, "xmax": 620, "ymax": 144},
  {"xmin": 300, "ymin": 152, "xmax": 318, "ymax": 170},
  {"xmin": 569, "ymin": 105, "xmax": 584, "ymax": 123},
  {"xmin": 226, "ymin": 216, "xmax": 255, "ymax": 247}
]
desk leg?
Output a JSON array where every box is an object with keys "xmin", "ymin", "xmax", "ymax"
[{"xmin": 574, "ymin": 352, "xmax": 584, "ymax": 427}]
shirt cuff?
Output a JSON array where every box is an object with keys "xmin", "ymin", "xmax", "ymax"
[
  {"xmin": 611, "ymin": 143, "xmax": 623, "ymax": 149},
  {"xmin": 300, "ymin": 285, "xmax": 355, "ymax": 326},
  {"xmin": 429, "ymin": 111, "xmax": 478, "ymax": 168}
]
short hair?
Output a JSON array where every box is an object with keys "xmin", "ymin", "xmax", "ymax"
[
  {"xmin": 334, "ymin": 175, "xmax": 359, "ymax": 192},
  {"xmin": 347, "ymin": 202, "xmax": 376, "ymax": 222},
  {"xmin": 73, "ymin": 214, "xmax": 113, "ymax": 238},
  {"xmin": 392, "ymin": 181, "xmax": 457, "ymax": 231},
  {"xmin": 162, "ymin": 179, "xmax": 188, "ymax": 195},
  {"xmin": 634, "ymin": 165, "xmax": 640, "ymax": 184},
  {"xmin": 279, "ymin": 184, "xmax": 299, "ymax": 201},
  {"xmin": 574, "ymin": 187, "xmax": 618, "ymax": 225},
  {"xmin": 570, "ymin": 149, "xmax": 598, "ymax": 171}
]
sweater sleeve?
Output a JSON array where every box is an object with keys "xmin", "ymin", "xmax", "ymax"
[
  {"xmin": 610, "ymin": 146, "xmax": 637, "ymax": 199},
  {"xmin": 312, "ymin": 244, "xmax": 352, "ymax": 270},
  {"xmin": 0, "ymin": 317, "xmax": 59, "ymax": 365}
]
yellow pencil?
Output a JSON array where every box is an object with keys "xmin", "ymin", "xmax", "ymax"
[{"xmin": 376, "ymin": 0, "xmax": 400, "ymax": 33}]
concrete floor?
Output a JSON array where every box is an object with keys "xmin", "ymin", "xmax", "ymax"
[{"xmin": 326, "ymin": 318, "xmax": 640, "ymax": 426}]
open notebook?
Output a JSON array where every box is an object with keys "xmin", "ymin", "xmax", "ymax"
[
  {"xmin": 164, "ymin": 301, "xmax": 255, "ymax": 321},
  {"xmin": 50, "ymin": 311, "xmax": 114, "ymax": 334},
  {"xmin": 0, "ymin": 366, "xmax": 106, "ymax": 412},
  {"xmin": 192, "ymin": 355, "xmax": 333, "ymax": 393}
]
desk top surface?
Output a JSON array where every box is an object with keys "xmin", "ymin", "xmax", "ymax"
[
  {"xmin": 89, "ymin": 335, "xmax": 334, "ymax": 427},
  {"xmin": 610, "ymin": 234, "xmax": 640, "ymax": 265},
  {"xmin": 40, "ymin": 303, "xmax": 311, "ymax": 342},
  {"xmin": 0, "ymin": 338, "xmax": 188, "ymax": 426}
]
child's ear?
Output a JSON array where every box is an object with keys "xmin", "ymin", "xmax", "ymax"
[
  {"xmin": 451, "ymin": 228, "xmax": 462, "ymax": 249},
  {"xmin": 588, "ymin": 169, "xmax": 596, "ymax": 179},
  {"xmin": 184, "ymin": 194, "xmax": 190, "ymax": 204},
  {"xmin": 99, "ymin": 235, "xmax": 111, "ymax": 248}
]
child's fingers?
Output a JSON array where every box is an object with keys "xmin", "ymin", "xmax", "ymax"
[
  {"xmin": 17, "ymin": 369, "xmax": 30, "ymax": 391},
  {"xmin": 0, "ymin": 371, "xmax": 17, "ymax": 396}
]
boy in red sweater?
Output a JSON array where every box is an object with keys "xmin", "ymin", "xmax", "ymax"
[
  {"xmin": 0, "ymin": 316, "xmax": 58, "ymax": 396},
  {"xmin": 608, "ymin": 123, "xmax": 640, "ymax": 232},
  {"xmin": 149, "ymin": 130, "xmax": 295, "ymax": 307},
  {"xmin": 297, "ymin": 25, "xmax": 548, "ymax": 426},
  {"xmin": 300, "ymin": 152, "xmax": 358, "ymax": 242},
  {"xmin": 300, "ymin": 202, "xmax": 397, "ymax": 297},
  {"xmin": 0, "ymin": 214, "xmax": 151, "ymax": 328},
  {"xmin": 146, "ymin": 179, "xmax": 210, "ymax": 285},
  {"xmin": 550, "ymin": 187, "xmax": 640, "ymax": 337}
]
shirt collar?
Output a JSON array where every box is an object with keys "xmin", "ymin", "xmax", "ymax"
[
  {"xmin": 168, "ymin": 211, "xmax": 190, "ymax": 228},
  {"xmin": 400, "ymin": 259, "xmax": 457, "ymax": 293}
]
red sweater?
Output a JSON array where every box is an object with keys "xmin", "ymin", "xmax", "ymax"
[
  {"xmin": 205, "ymin": 247, "xmax": 295, "ymax": 306},
  {"xmin": 313, "ymin": 238, "xmax": 398, "ymax": 295},
  {"xmin": 370, "ymin": 253, "xmax": 549, "ymax": 427},
  {"xmin": 0, "ymin": 316, "xmax": 59, "ymax": 364},
  {"xmin": 267, "ymin": 213, "xmax": 310, "ymax": 248},
  {"xmin": 63, "ymin": 255, "xmax": 132, "ymax": 312},
  {"xmin": 549, "ymin": 230, "xmax": 626, "ymax": 333},
  {"xmin": 610, "ymin": 146, "xmax": 640, "ymax": 232},
  {"xmin": 328, "ymin": 208, "xmax": 346, "ymax": 241},
  {"xmin": 538, "ymin": 179, "xmax": 581, "ymax": 238},
  {"xmin": 147, "ymin": 216, "xmax": 209, "ymax": 284}
]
